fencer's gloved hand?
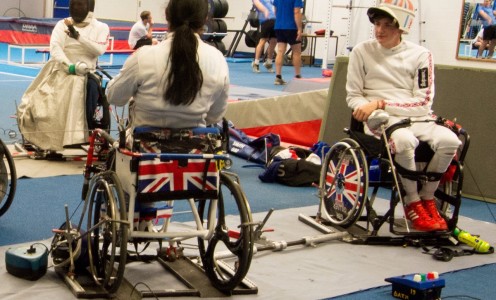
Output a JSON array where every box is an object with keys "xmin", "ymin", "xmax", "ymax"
[
  {"xmin": 67, "ymin": 24, "xmax": 80, "ymax": 39},
  {"xmin": 366, "ymin": 109, "xmax": 389, "ymax": 131},
  {"xmin": 68, "ymin": 61, "xmax": 89, "ymax": 76}
]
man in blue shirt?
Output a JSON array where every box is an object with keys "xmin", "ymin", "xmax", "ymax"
[
  {"xmin": 273, "ymin": 0, "xmax": 303, "ymax": 85},
  {"xmin": 252, "ymin": 0, "xmax": 277, "ymax": 73}
]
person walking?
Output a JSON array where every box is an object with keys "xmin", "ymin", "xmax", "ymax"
[
  {"xmin": 251, "ymin": 0, "xmax": 277, "ymax": 73},
  {"xmin": 273, "ymin": 0, "xmax": 303, "ymax": 85}
]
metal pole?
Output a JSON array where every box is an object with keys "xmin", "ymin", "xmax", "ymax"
[{"xmin": 321, "ymin": 0, "xmax": 334, "ymax": 69}]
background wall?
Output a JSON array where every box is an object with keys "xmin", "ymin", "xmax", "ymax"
[
  {"xmin": 0, "ymin": 0, "xmax": 46, "ymax": 18},
  {"xmin": 101, "ymin": 0, "xmax": 495, "ymax": 70},
  {"xmin": 0, "ymin": 0, "xmax": 494, "ymax": 70}
]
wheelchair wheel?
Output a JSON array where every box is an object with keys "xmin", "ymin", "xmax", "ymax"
[
  {"xmin": 0, "ymin": 139, "xmax": 16, "ymax": 217},
  {"xmin": 86, "ymin": 171, "xmax": 128, "ymax": 293},
  {"xmin": 197, "ymin": 172, "xmax": 254, "ymax": 293},
  {"xmin": 320, "ymin": 138, "xmax": 368, "ymax": 227}
]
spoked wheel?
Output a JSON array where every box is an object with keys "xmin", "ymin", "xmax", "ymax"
[
  {"xmin": 320, "ymin": 138, "xmax": 368, "ymax": 227},
  {"xmin": 86, "ymin": 171, "xmax": 128, "ymax": 293},
  {"xmin": 197, "ymin": 172, "xmax": 254, "ymax": 293},
  {"xmin": 0, "ymin": 139, "xmax": 16, "ymax": 217}
]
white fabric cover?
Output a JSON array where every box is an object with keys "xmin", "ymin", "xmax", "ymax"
[{"xmin": 17, "ymin": 60, "xmax": 88, "ymax": 150}]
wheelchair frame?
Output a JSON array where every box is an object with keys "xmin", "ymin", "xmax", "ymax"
[
  {"xmin": 0, "ymin": 138, "xmax": 16, "ymax": 217},
  {"xmin": 305, "ymin": 117, "xmax": 470, "ymax": 245},
  {"xmin": 50, "ymin": 127, "xmax": 256, "ymax": 297}
]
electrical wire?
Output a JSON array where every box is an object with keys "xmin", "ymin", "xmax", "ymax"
[
  {"xmin": 463, "ymin": 160, "xmax": 496, "ymax": 223},
  {"xmin": 130, "ymin": 282, "xmax": 159, "ymax": 300}
]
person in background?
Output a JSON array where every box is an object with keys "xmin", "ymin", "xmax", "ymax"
[
  {"xmin": 346, "ymin": 0, "xmax": 461, "ymax": 232},
  {"xmin": 251, "ymin": 0, "xmax": 277, "ymax": 73},
  {"xmin": 472, "ymin": 27, "xmax": 484, "ymax": 49},
  {"xmin": 107, "ymin": 0, "xmax": 228, "ymax": 135},
  {"xmin": 476, "ymin": 0, "xmax": 496, "ymax": 59},
  {"xmin": 128, "ymin": 10, "xmax": 158, "ymax": 50},
  {"xmin": 273, "ymin": 0, "xmax": 303, "ymax": 85},
  {"xmin": 17, "ymin": 0, "xmax": 109, "ymax": 151}
]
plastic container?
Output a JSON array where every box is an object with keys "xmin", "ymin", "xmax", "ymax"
[{"xmin": 453, "ymin": 228, "xmax": 492, "ymax": 253}]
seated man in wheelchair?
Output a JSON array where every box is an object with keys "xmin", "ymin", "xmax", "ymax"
[
  {"xmin": 345, "ymin": 0, "xmax": 461, "ymax": 232},
  {"xmin": 17, "ymin": 0, "xmax": 110, "ymax": 151}
]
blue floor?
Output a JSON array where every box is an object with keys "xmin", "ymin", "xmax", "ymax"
[{"xmin": 1, "ymin": 41, "xmax": 495, "ymax": 299}]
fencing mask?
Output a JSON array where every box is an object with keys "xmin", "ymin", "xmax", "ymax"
[{"xmin": 70, "ymin": 0, "xmax": 95, "ymax": 23}]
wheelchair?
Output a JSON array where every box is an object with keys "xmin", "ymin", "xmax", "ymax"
[
  {"xmin": 50, "ymin": 120, "xmax": 255, "ymax": 296},
  {"xmin": 16, "ymin": 69, "xmax": 111, "ymax": 160},
  {"xmin": 314, "ymin": 112, "xmax": 469, "ymax": 245},
  {"xmin": 0, "ymin": 138, "xmax": 16, "ymax": 217}
]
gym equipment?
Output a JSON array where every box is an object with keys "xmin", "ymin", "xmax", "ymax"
[
  {"xmin": 50, "ymin": 119, "xmax": 256, "ymax": 297},
  {"xmin": 302, "ymin": 112, "xmax": 470, "ymax": 247},
  {"xmin": 226, "ymin": 5, "xmax": 258, "ymax": 57},
  {"xmin": 0, "ymin": 137, "xmax": 16, "ymax": 217}
]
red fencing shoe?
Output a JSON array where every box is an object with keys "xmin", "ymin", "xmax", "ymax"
[
  {"xmin": 423, "ymin": 199, "xmax": 448, "ymax": 230},
  {"xmin": 405, "ymin": 201, "xmax": 440, "ymax": 231}
]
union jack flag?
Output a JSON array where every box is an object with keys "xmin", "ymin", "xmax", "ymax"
[
  {"xmin": 137, "ymin": 158, "xmax": 219, "ymax": 194},
  {"xmin": 325, "ymin": 156, "xmax": 364, "ymax": 211}
]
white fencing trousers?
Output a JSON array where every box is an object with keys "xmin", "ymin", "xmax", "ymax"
[{"xmin": 388, "ymin": 120, "xmax": 461, "ymax": 205}]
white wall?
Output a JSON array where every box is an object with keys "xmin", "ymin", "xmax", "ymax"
[
  {"xmin": 325, "ymin": 0, "xmax": 495, "ymax": 70},
  {"xmin": 4, "ymin": 0, "xmax": 494, "ymax": 70},
  {"xmin": 0, "ymin": 0, "xmax": 46, "ymax": 18}
]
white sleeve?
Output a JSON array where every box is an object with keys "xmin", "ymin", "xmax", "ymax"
[
  {"xmin": 346, "ymin": 47, "xmax": 369, "ymax": 111},
  {"xmin": 206, "ymin": 63, "xmax": 229, "ymax": 125},
  {"xmin": 49, "ymin": 21, "xmax": 72, "ymax": 66},
  {"xmin": 106, "ymin": 53, "xmax": 139, "ymax": 106},
  {"xmin": 78, "ymin": 22, "xmax": 110, "ymax": 57}
]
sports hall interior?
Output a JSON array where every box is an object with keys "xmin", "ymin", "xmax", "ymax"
[{"xmin": 0, "ymin": 0, "xmax": 495, "ymax": 299}]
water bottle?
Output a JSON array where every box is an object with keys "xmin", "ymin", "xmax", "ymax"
[
  {"xmin": 305, "ymin": 23, "xmax": 312, "ymax": 35},
  {"xmin": 453, "ymin": 228, "xmax": 492, "ymax": 253}
]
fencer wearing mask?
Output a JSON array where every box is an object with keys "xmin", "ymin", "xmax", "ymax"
[{"xmin": 17, "ymin": 0, "xmax": 110, "ymax": 151}]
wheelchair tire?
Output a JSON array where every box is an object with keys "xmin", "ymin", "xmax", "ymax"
[
  {"xmin": 197, "ymin": 172, "xmax": 254, "ymax": 292},
  {"xmin": 86, "ymin": 171, "xmax": 128, "ymax": 293},
  {"xmin": 0, "ymin": 139, "xmax": 16, "ymax": 217},
  {"xmin": 320, "ymin": 138, "xmax": 368, "ymax": 228}
]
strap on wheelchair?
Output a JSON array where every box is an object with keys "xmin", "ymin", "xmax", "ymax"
[
  {"xmin": 422, "ymin": 246, "xmax": 475, "ymax": 262},
  {"xmin": 201, "ymin": 159, "xmax": 211, "ymax": 192},
  {"xmin": 384, "ymin": 118, "xmax": 411, "ymax": 139},
  {"xmin": 394, "ymin": 163, "xmax": 444, "ymax": 183}
]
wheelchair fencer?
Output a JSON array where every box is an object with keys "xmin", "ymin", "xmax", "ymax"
[
  {"xmin": 49, "ymin": 119, "xmax": 255, "ymax": 295},
  {"xmin": 16, "ymin": 61, "xmax": 111, "ymax": 160},
  {"xmin": 313, "ymin": 111, "xmax": 469, "ymax": 244}
]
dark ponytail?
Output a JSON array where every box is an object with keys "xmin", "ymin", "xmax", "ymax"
[{"xmin": 164, "ymin": 0, "xmax": 208, "ymax": 106}]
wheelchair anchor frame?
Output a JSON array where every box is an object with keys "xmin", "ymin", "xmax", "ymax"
[
  {"xmin": 300, "ymin": 117, "xmax": 470, "ymax": 247},
  {"xmin": 50, "ymin": 127, "xmax": 259, "ymax": 298}
]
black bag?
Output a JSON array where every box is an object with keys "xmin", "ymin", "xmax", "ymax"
[{"xmin": 259, "ymin": 146, "xmax": 321, "ymax": 187}]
